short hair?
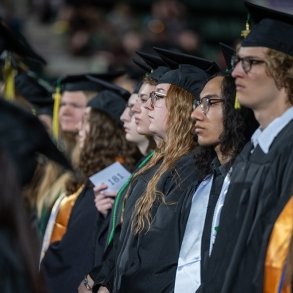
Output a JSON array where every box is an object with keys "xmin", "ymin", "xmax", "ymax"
[{"xmin": 143, "ymin": 75, "xmax": 157, "ymax": 86}]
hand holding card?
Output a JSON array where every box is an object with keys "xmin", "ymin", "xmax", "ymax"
[{"xmin": 89, "ymin": 162, "xmax": 131, "ymax": 192}]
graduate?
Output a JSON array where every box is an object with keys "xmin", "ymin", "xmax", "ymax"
[{"xmin": 200, "ymin": 1, "xmax": 293, "ymax": 292}]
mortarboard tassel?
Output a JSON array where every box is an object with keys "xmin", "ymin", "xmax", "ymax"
[
  {"xmin": 234, "ymin": 94, "xmax": 241, "ymax": 109},
  {"xmin": 52, "ymin": 83, "xmax": 61, "ymax": 140},
  {"xmin": 234, "ymin": 14, "xmax": 251, "ymax": 109},
  {"xmin": 241, "ymin": 14, "xmax": 251, "ymax": 39},
  {"xmin": 3, "ymin": 55, "xmax": 16, "ymax": 100}
]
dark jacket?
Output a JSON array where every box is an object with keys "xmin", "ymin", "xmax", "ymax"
[
  {"xmin": 41, "ymin": 180, "xmax": 109, "ymax": 293},
  {"xmin": 200, "ymin": 121, "xmax": 293, "ymax": 293}
]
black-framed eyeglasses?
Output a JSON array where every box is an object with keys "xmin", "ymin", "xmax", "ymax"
[
  {"xmin": 193, "ymin": 95, "xmax": 224, "ymax": 115},
  {"xmin": 231, "ymin": 55, "xmax": 266, "ymax": 74},
  {"xmin": 150, "ymin": 91, "xmax": 167, "ymax": 108}
]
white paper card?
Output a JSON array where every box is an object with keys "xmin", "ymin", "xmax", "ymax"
[{"xmin": 89, "ymin": 162, "xmax": 131, "ymax": 192}]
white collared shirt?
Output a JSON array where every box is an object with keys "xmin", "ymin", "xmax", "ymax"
[
  {"xmin": 174, "ymin": 175, "xmax": 212, "ymax": 293},
  {"xmin": 251, "ymin": 106, "xmax": 293, "ymax": 153}
]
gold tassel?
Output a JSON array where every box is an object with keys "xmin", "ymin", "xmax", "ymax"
[
  {"xmin": 3, "ymin": 56, "xmax": 16, "ymax": 100},
  {"xmin": 241, "ymin": 14, "xmax": 251, "ymax": 39},
  {"xmin": 235, "ymin": 14, "xmax": 251, "ymax": 109},
  {"xmin": 52, "ymin": 85, "xmax": 61, "ymax": 140},
  {"xmin": 234, "ymin": 94, "xmax": 241, "ymax": 109}
]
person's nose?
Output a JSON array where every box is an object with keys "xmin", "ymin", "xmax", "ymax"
[
  {"xmin": 232, "ymin": 60, "xmax": 244, "ymax": 78},
  {"xmin": 191, "ymin": 105, "xmax": 205, "ymax": 122},
  {"xmin": 120, "ymin": 108, "xmax": 130, "ymax": 122},
  {"xmin": 144, "ymin": 98, "xmax": 153, "ymax": 110},
  {"xmin": 132, "ymin": 100, "xmax": 142, "ymax": 114}
]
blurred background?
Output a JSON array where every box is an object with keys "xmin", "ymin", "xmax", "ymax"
[{"xmin": 1, "ymin": 0, "xmax": 247, "ymax": 78}]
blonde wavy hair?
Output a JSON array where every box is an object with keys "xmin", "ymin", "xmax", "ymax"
[
  {"xmin": 265, "ymin": 49, "xmax": 293, "ymax": 104},
  {"xmin": 130, "ymin": 84, "xmax": 196, "ymax": 234}
]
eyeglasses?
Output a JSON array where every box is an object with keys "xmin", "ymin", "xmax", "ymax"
[
  {"xmin": 231, "ymin": 55, "xmax": 266, "ymax": 74},
  {"xmin": 193, "ymin": 95, "xmax": 224, "ymax": 115},
  {"xmin": 149, "ymin": 91, "xmax": 166, "ymax": 108}
]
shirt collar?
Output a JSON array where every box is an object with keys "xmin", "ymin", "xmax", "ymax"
[
  {"xmin": 211, "ymin": 157, "xmax": 229, "ymax": 177},
  {"xmin": 251, "ymin": 107, "xmax": 293, "ymax": 154}
]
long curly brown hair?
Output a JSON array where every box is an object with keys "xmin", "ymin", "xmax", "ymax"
[
  {"xmin": 66, "ymin": 109, "xmax": 139, "ymax": 194},
  {"xmin": 130, "ymin": 84, "xmax": 197, "ymax": 234}
]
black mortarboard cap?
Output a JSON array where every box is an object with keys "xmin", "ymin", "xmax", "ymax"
[
  {"xmin": 219, "ymin": 43, "xmax": 236, "ymax": 71},
  {"xmin": 134, "ymin": 51, "xmax": 171, "ymax": 82},
  {"xmin": 158, "ymin": 65, "xmax": 209, "ymax": 98},
  {"xmin": 86, "ymin": 76, "xmax": 130, "ymax": 122},
  {"xmin": 58, "ymin": 74, "xmax": 98, "ymax": 92},
  {"xmin": 15, "ymin": 71, "xmax": 54, "ymax": 115},
  {"xmin": 135, "ymin": 51, "xmax": 168, "ymax": 69},
  {"xmin": 132, "ymin": 57, "xmax": 152, "ymax": 73},
  {"xmin": 148, "ymin": 66, "xmax": 170, "ymax": 82},
  {"xmin": 86, "ymin": 75, "xmax": 131, "ymax": 100},
  {"xmin": 0, "ymin": 98, "xmax": 72, "ymax": 186},
  {"xmin": 242, "ymin": 0, "xmax": 293, "ymax": 56},
  {"xmin": 58, "ymin": 70, "xmax": 126, "ymax": 92},
  {"xmin": 0, "ymin": 19, "xmax": 46, "ymax": 65},
  {"xmin": 87, "ymin": 90, "xmax": 127, "ymax": 123},
  {"xmin": 153, "ymin": 47, "xmax": 221, "ymax": 76}
]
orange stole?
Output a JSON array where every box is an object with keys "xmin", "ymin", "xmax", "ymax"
[
  {"xmin": 264, "ymin": 196, "xmax": 293, "ymax": 293},
  {"xmin": 50, "ymin": 185, "xmax": 84, "ymax": 243}
]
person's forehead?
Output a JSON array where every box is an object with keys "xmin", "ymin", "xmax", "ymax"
[
  {"xmin": 200, "ymin": 76, "xmax": 223, "ymax": 98},
  {"xmin": 61, "ymin": 91, "xmax": 87, "ymax": 102},
  {"xmin": 128, "ymin": 93, "xmax": 138, "ymax": 104},
  {"xmin": 238, "ymin": 46, "xmax": 268, "ymax": 57},
  {"xmin": 156, "ymin": 83, "xmax": 170, "ymax": 92},
  {"xmin": 138, "ymin": 83, "xmax": 155, "ymax": 95}
]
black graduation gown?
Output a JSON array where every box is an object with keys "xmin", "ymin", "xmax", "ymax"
[
  {"xmin": 89, "ymin": 153, "xmax": 154, "ymax": 291},
  {"xmin": 91, "ymin": 163, "xmax": 163, "ymax": 292},
  {"xmin": 113, "ymin": 151, "xmax": 200, "ymax": 293},
  {"xmin": 200, "ymin": 120, "xmax": 293, "ymax": 293},
  {"xmin": 0, "ymin": 229, "xmax": 35, "ymax": 292},
  {"xmin": 41, "ymin": 180, "xmax": 109, "ymax": 293}
]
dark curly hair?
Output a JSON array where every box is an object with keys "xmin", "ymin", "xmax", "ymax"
[
  {"xmin": 66, "ymin": 109, "xmax": 140, "ymax": 194},
  {"xmin": 195, "ymin": 73, "xmax": 259, "ymax": 180}
]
